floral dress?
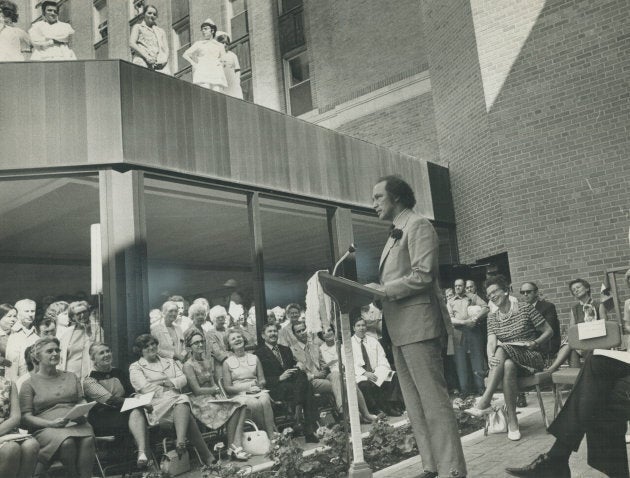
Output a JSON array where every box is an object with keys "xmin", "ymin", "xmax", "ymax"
[
  {"xmin": 487, "ymin": 303, "xmax": 546, "ymax": 375},
  {"xmin": 184, "ymin": 357, "xmax": 241, "ymax": 430}
]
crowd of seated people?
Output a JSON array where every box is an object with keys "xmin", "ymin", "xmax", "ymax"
[{"xmin": 0, "ymin": 1, "xmax": 244, "ymax": 98}]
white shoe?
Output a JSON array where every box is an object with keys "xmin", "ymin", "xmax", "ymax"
[{"xmin": 508, "ymin": 427, "xmax": 521, "ymax": 441}]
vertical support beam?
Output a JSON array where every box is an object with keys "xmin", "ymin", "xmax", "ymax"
[
  {"xmin": 247, "ymin": 192, "xmax": 266, "ymax": 342},
  {"xmin": 99, "ymin": 169, "xmax": 149, "ymax": 367}
]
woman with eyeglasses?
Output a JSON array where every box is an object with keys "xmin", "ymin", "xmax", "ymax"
[
  {"xmin": 19, "ymin": 337, "xmax": 95, "ymax": 478},
  {"xmin": 58, "ymin": 301, "xmax": 103, "ymax": 380},
  {"xmin": 129, "ymin": 334, "xmax": 215, "ymax": 465},
  {"xmin": 182, "ymin": 329, "xmax": 250, "ymax": 461},
  {"xmin": 466, "ymin": 275, "xmax": 553, "ymax": 441},
  {"xmin": 215, "ymin": 31, "xmax": 244, "ymax": 99}
]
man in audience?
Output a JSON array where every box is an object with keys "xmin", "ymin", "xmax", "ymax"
[
  {"xmin": 33, "ymin": 314, "xmax": 57, "ymax": 339},
  {"xmin": 290, "ymin": 321, "xmax": 342, "ymax": 411},
  {"xmin": 278, "ymin": 303, "xmax": 305, "ymax": 349},
  {"xmin": 151, "ymin": 300, "xmax": 187, "ymax": 363},
  {"xmin": 255, "ymin": 323, "xmax": 320, "ymax": 443},
  {"xmin": 519, "ymin": 281, "xmax": 560, "ymax": 357},
  {"xmin": 449, "ymin": 278, "xmax": 489, "ymax": 397},
  {"xmin": 351, "ymin": 318, "xmax": 404, "ymax": 416},
  {"xmin": 168, "ymin": 294, "xmax": 192, "ymax": 330},
  {"xmin": 5, "ymin": 298, "xmax": 38, "ymax": 380},
  {"xmin": 506, "ymin": 353, "xmax": 630, "ymax": 477}
]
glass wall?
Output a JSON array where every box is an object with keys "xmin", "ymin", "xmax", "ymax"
[
  {"xmin": 0, "ymin": 175, "xmax": 99, "ymax": 307},
  {"xmin": 143, "ymin": 177, "xmax": 253, "ymax": 311},
  {"xmin": 260, "ymin": 198, "xmax": 333, "ymax": 310}
]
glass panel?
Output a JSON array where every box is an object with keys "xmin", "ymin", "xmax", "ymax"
[
  {"xmin": 278, "ymin": 0, "xmax": 302, "ymax": 15},
  {"xmin": 92, "ymin": 0, "xmax": 108, "ymax": 43},
  {"xmin": 260, "ymin": 198, "xmax": 332, "ymax": 312},
  {"xmin": 231, "ymin": 0, "xmax": 247, "ymax": 16},
  {"xmin": 0, "ymin": 175, "xmax": 100, "ymax": 310},
  {"xmin": 231, "ymin": 11, "xmax": 248, "ymax": 41},
  {"xmin": 172, "ymin": 22, "xmax": 191, "ymax": 72},
  {"xmin": 129, "ymin": 0, "xmax": 143, "ymax": 19},
  {"xmin": 230, "ymin": 39, "xmax": 251, "ymax": 72},
  {"xmin": 287, "ymin": 52, "xmax": 309, "ymax": 86},
  {"xmin": 144, "ymin": 178, "xmax": 255, "ymax": 339},
  {"xmin": 241, "ymin": 74, "xmax": 253, "ymax": 102},
  {"xmin": 170, "ymin": 0, "xmax": 189, "ymax": 24},
  {"xmin": 94, "ymin": 40, "xmax": 109, "ymax": 60},
  {"xmin": 289, "ymin": 80, "xmax": 312, "ymax": 116}
]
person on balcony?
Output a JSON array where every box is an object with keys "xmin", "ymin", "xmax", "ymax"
[
  {"xmin": 182, "ymin": 19, "xmax": 227, "ymax": 92},
  {"xmin": 0, "ymin": 1, "xmax": 30, "ymax": 62},
  {"xmin": 215, "ymin": 31, "xmax": 243, "ymax": 99},
  {"xmin": 28, "ymin": 1, "xmax": 76, "ymax": 61},
  {"xmin": 129, "ymin": 4, "xmax": 170, "ymax": 75}
]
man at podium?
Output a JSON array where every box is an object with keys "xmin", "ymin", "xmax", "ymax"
[{"xmin": 367, "ymin": 175, "xmax": 467, "ymax": 478}]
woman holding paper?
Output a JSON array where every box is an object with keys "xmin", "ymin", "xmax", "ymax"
[
  {"xmin": 129, "ymin": 334, "xmax": 215, "ymax": 465},
  {"xmin": 183, "ymin": 329, "xmax": 250, "ymax": 461},
  {"xmin": 83, "ymin": 342, "xmax": 150, "ymax": 469},
  {"xmin": 466, "ymin": 275, "xmax": 552, "ymax": 441},
  {"xmin": 19, "ymin": 337, "xmax": 95, "ymax": 478}
]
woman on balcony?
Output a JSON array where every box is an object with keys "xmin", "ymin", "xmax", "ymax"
[
  {"xmin": 182, "ymin": 18, "xmax": 227, "ymax": 92},
  {"xmin": 129, "ymin": 4, "xmax": 170, "ymax": 75},
  {"xmin": 28, "ymin": 1, "xmax": 76, "ymax": 61},
  {"xmin": 0, "ymin": 1, "xmax": 30, "ymax": 62},
  {"xmin": 216, "ymin": 31, "xmax": 244, "ymax": 99}
]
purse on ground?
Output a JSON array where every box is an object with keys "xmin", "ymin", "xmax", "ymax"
[
  {"xmin": 160, "ymin": 438, "xmax": 191, "ymax": 476},
  {"xmin": 242, "ymin": 419, "xmax": 271, "ymax": 455},
  {"xmin": 485, "ymin": 405, "xmax": 508, "ymax": 435}
]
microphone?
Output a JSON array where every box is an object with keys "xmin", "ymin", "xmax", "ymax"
[{"xmin": 332, "ymin": 244, "xmax": 356, "ymax": 276}]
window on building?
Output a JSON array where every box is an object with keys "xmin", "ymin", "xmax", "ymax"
[
  {"xmin": 172, "ymin": 20, "xmax": 191, "ymax": 76},
  {"xmin": 284, "ymin": 51, "xmax": 313, "ymax": 116},
  {"xmin": 228, "ymin": 0, "xmax": 253, "ymax": 101},
  {"xmin": 92, "ymin": 0, "xmax": 108, "ymax": 44},
  {"xmin": 278, "ymin": 0, "xmax": 302, "ymax": 15}
]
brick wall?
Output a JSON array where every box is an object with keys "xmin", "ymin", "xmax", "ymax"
[{"xmin": 334, "ymin": 94, "xmax": 441, "ymax": 165}]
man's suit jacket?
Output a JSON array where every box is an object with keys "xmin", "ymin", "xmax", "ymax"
[
  {"xmin": 379, "ymin": 209, "xmax": 454, "ymax": 347},
  {"xmin": 255, "ymin": 343, "xmax": 297, "ymax": 390},
  {"xmin": 150, "ymin": 321, "xmax": 185, "ymax": 360},
  {"xmin": 535, "ymin": 300, "xmax": 560, "ymax": 355}
]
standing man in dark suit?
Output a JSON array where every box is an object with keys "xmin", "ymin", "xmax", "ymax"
[
  {"xmin": 255, "ymin": 323, "xmax": 319, "ymax": 443},
  {"xmin": 519, "ymin": 282, "xmax": 560, "ymax": 357},
  {"xmin": 366, "ymin": 176, "xmax": 466, "ymax": 478}
]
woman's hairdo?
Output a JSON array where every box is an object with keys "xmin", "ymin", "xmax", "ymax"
[
  {"xmin": 89, "ymin": 341, "xmax": 108, "ymax": 361},
  {"xmin": 41, "ymin": 0, "xmax": 58, "ymax": 14},
  {"xmin": 67, "ymin": 300, "xmax": 90, "ymax": 323},
  {"xmin": 377, "ymin": 175, "xmax": 416, "ymax": 209},
  {"xmin": 224, "ymin": 329, "xmax": 246, "ymax": 350},
  {"xmin": 0, "ymin": 303, "xmax": 16, "ymax": 320},
  {"xmin": 184, "ymin": 328, "xmax": 204, "ymax": 348},
  {"xmin": 484, "ymin": 274, "xmax": 510, "ymax": 293},
  {"xmin": 31, "ymin": 337, "xmax": 60, "ymax": 363},
  {"xmin": 133, "ymin": 334, "xmax": 158, "ymax": 356},
  {"xmin": 568, "ymin": 278, "xmax": 591, "ymax": 293},
  {"xmin": 0, "ymin": 1, "xmax": 19, "ymax": 22}
]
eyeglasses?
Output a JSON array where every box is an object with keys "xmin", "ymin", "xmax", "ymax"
[
  {"xmin": 520, "ymin": 290, "xmax": 536, "ymax": 295},
  {"xmin": 190, "ymin": 340, "xmax": 204, "ymax": 346},
  {"xmin": 487, "ymin": 288, "xmax": 504, "ymax": 298}
]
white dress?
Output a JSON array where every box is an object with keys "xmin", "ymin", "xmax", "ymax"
[
  {"xmin": 28, "ymin": 20, "xmax": 76, "ymax": 61},
  {"xmin": 0, "ymin": 24, "xmax": 28, "ymax": 61},
  {"xmin": 184, "ymin": 39, "xmax": 227, "ymax": 89},
  {"xmin": 222, "ymin": 50, "xmax": 243, "ymax": 99}
]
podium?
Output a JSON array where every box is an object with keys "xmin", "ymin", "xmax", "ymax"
[{"xmin": 318, "ymin": 272, "xmax": 386, "ymax": 478}]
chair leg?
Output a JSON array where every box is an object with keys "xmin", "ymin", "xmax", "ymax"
[
  {"xmin": 553, "ymin": 383, "xmax": 563, "ymax": 419},
  {"xmin": 94, "ymin": 447, "xmax": 107, "ymax": 478},
  {"xmin": 534, "ymin": 385, "xmax": 549, "ymax": 428}
]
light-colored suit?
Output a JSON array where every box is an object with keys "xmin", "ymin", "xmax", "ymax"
[{"xmin": 379, "ymin": 209, "xmax": 466, "ymax": 477}]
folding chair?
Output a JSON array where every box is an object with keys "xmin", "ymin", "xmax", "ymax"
[{"xmin": 552, "ymin": 321, "xmax": 622, "ymax": 418}]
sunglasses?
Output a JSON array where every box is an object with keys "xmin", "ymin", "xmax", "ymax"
[{"xmin": 520, "ymin": 290, "xmax": 536, "ymax": 295}]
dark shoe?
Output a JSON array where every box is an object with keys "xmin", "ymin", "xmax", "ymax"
[
  {"xmin": 383, "ymin": 406, "xmax": 402, "ymax": 417},
  {"xmin": 516, "ymin": 392, "xmax": 527, "ymax": 408},
  {"xmin": 304, "ymin": 433, "xmax": 320, "ymax": 444},
  {"xmin": 505, "ymin": 453, "xmax": 570, "ymax": 477},
  {"xmin": 417, "ymin": 471, "xmax": 438, "ymax": 478}
]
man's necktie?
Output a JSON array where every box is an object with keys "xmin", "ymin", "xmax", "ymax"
[
  {"xmin": 272, "ymin": 346, "xmax": 284, "ymax": 368},
  {"xmin": 360, "ymin": 339, "xmax": 373, "ymax": 373}
]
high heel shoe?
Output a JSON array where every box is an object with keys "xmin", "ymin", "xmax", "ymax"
[
  {"xmin": 228, "ymin": 444, "xmax": 250, "ymax": 461},
  {"xmin": 175, "ymin": 441, "xmax": 188, "ymax": 459},
  {"xmin": 508, "ymin": 425, "xmax": 521, "ymax": 441},
  {"xmin": 464, "ymin": 406, "xmax": 493, "ymax": 418},
  {"xmin": 136, "ymin": 450, "xmax": 149, "ymax": 469}
]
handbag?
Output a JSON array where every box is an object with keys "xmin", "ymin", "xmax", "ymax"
[
  {"xmin": 485, "ymin": 405, "xmax": 508, "ymax": 435},
  {"xmin": 160, "ymin": 439, "xmax": 191, "ymax": 476},
  {"xmin": 242, "ymin": 419, "xmax": 271, "ymax": 456}
]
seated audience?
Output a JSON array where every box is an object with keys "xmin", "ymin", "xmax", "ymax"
[
  {"xmin": 505, "ymin": 353, "xmax": 630, "ymax": 478},
  {"xmin": 0, "ymin": 1, "xmax": 29, "ymax": 62},
  {"xmin": 351, "ymin": 318, "xmax": 403, "ymax": 417},
  {"xmin": 128, "ymin": 334, "xmax": 215, "ymax": 465},
  {"xmin": 58, "ymin": 301, "xmax": 102, "ymax": 379},
  {"xmin": 255, "ymin": 323, "xmax": 319, "ymax": 443},
  {"xmin": 222, "ymin": 330, "xmax": 275, "ymax": 437},
  {"xmin": 319, "ymin": 326, "xmax": 377, "ymax": 423},
  {"xmin": 20, "ymin": 337, "xmax": 95, "ymax": 478},
  {"xmin": 83, "ymin": 342, "xmax": 151, "ymax": 469},
  {"xmin": 28, "ymin": 1, "xmax": 76, "ymax": 61},
  {"xmin": 546, "ymin": 278, "xmax": 609, "ymax": 373},
  {"xmin": 0, "ymin": 363, "xmax": 39, "ymax": 478},
  {"xmin": 151, "ymin": 301, "xmax": 187, "ymax": 363},
  {"xmin": 5, "ymin": 299, "xmax": 38, "ymax": 381},
  {"xmin": 466, "ymin": 275, "xmax": 553, "ymax": 442},
  {"xmin": 519, "ymin": 282, "xmax": 560, "ymax": 358},
  {"xmin": 182, "ymin": 329, "xmax": 250, "ymax": 461},
  {"xmin": 0, "ymin": 303, "xmax": 17, "ymax": 359},
  {"xmin": 129, "ymin": 4, "xmax": 170, "ymax": 75}
]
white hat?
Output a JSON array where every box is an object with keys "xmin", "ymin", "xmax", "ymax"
[{"xmin": 201, "ymin": 18, "xmax": 216, "ymax": 27}]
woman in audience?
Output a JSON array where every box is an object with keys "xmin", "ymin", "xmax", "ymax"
[
  {"xmin": 0, "ymin": 303, "xmax": 17, "ymax": 358},
  {"xmin": 222, "ymin": 330, "xmax": 275, "ymax": 437},
  {"xmin": 182, "ymin": 329, "xmax": 250, "ymax": 461},
  {"xmin": 466, "ymin": 275, "xmax": 553, "ymax": 441},
  {"xmin": 83, "ymin": 342, "xmax": 151, "ymax": 469},
  {"xmin": 28, "ymin": 0, "xmax": 76, "ymax": 61},
  {"xmin": 20, "ymin": 337, "xmax": 95, "ymax": 478},
  {"xmin": 0, "ymin": 1, "xmax": 30, "ymax": 62},
  {"xmin": 59, "ymin": 301, "xmax": 102, "ymax": 379},
  {"xmin": 182, "ymin": 18, "xmax": 227, "ymax": 91},
  {"xmin": 0, "ymin": 356, "xmax": 39, "ymax": 478},
  {"xmin": 216, "ymin": 31, "xmax": 244, "ymax": 99},
  {"xmin": 45, "ymin": 301, "xmax": 70, "ymax": 336},
  {"xmin": 129, "ymin": 4, "xmax": 170, "ymax": 75},
  {"xmin": 129, "ymin": 334, "xmax": 214, "ymax": 464}
]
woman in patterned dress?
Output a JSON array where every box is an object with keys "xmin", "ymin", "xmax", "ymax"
[
  {"xmin": 182, "ymin": 329, "xmax": 250, "ymax": 460},
  {"xmin": 466, "ymin": 275, "xmax": 553, "ymax": 441},
  {"xmin": 129, "ymin": 4, "xmax": 170, "ymax": 75}
]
